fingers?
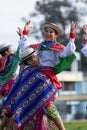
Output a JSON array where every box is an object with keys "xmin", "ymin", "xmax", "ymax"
[
  {"xmin": 17, "ymin": 27, "xmax": 23, "ymax": 36},
  {"xmin": 25, "ymin": 20, "xmax": 31, "ymax": 25},
  {"xmin": 70, "ymin": 21, "xmax": 77, "ymax": 33},
  {"xmin": 83, "ymin": 24, "xmax": 87, "ymax": 34},
  {"xmin": 17, "ymin": 27, "xmax": 22, "ymax": 31},
  {"xmin": 16, "ymin": 20, "xmax": 31, "ymax": 36},
  {"xmin": 24, "ymin": 20, "xmax": 31, "ymax": 30},
  {"xmin": 71, "ymin": 21, "xmax": 77, "ymax": 28}
]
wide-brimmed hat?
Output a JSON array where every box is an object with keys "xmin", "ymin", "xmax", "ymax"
[
  {"xmin": 42, "ymin": 23, "xmax": 62, "ymax": 36},
  {"xmin": 20, "ymin": 48, "xmax": 35, "ymax": 61},
  {"xmin": 0, "ymin": 43, "xmax": 11, "ymax": 52}
]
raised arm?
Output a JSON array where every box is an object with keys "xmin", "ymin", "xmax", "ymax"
[
  {"xmin": 59, "ymin": 21, "xmax": 77, "ymax": 57},
  {"xmin": 82, "ymin": 24, "xmax": 87, "ymax": 44},
  {"xmin": 17, "ymin": 20, "xmax": 31, "ymax": 51},
  {"xmin": 81, "ymin": 24, "xmax": 87, "ymax": 57}
]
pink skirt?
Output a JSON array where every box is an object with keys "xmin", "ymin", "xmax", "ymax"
[{"xmin": 0, "ymin": 78, "xmax": 15, "ymax": 97}]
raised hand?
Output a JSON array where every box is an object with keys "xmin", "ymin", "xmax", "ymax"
[
  {"xmin": 24, "ymin": 20, "xmax": 31, "ymax": 32},
  {"xmin": 70, "ymin": 21, "xmax": 77, "ymax": 33},
  {"xmin": 82, "ymin": 34, "xmax": 87, "ymax": 42},
  {"xmin": 17, "ymin": 20, "xmax": 31, "ymax": 36},
  {"xmin": 17, "ymin": 27, "xmax": 23, "ymax": 36},
  {"xmin": 82, "ymin": 24, "xmax": 87, "ymax": 42},
  {"xmin": 83, "ymin": 24, "xmax": 87, "ymax": 34}
]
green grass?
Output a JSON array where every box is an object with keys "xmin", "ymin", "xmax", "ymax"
[{"xmin": 63, "ymin": 120, "xmax": 87, "ymax": 130}]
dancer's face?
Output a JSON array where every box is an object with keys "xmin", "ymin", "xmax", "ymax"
[{"xmin": 43, "ymin": 27, "xmax": 57, "ymax": 41}]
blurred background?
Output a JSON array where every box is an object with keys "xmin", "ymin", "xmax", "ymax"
[{"xmin": 0, "ymin": 0, "xmax": 87, "ymax": 123}]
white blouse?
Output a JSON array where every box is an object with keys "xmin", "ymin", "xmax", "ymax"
[{"xmin": 19, "ymin": 35, "xmax": 76, "ymax": 67}]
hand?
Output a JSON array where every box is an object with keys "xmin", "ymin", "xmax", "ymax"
[
  {"xmin": 24, "ymin": 20, "xmax": 31, "ymax": 32},
  {"xmin": 70, "ymin": 21, "xmax": 77, "ymax": 33},
  {"xmin": 17, "ymin": 27, "xmax": 23, "ymax": 36},
  {"xmin": 17, "ymin": 20, "xmax": 31, "ymax": 36},
  {"xmin": 82, "ymin": 34, "xmax": 87, "ymax": 42},
  {"xmin": 83, "ymin": 24, "xmax": 87, "ymax": 34}
]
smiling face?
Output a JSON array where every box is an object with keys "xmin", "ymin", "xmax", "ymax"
[{"xmin": 43, "ymin": 27, "xmax": 57, "ymax": 42}]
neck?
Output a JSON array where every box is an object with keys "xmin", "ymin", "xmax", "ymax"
[{"xmin": 20, "ymin": 63, "xmax": 26, "ymax": 72}]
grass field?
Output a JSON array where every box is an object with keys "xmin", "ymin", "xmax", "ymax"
[{"xmin": 63, "ymin": 120, "xmax": 87, "ymax": 130}]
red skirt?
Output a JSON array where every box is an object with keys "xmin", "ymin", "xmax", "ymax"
[{"xmin": 40, "ymin": 67, "xmax": 62, "ymax": 90}]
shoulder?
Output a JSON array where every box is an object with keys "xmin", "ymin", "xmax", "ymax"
[
  {"xmin": 29, "ymin": 43, "xmax": 40, "ymax": 49},
  {"xmin": 50, "ymin": 43, "xmax": 64, "ymax": 51}
]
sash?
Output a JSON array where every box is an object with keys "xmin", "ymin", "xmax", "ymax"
[{"xmin": 53, "ymin": 53, "xmax": 76, "ymax": 74}]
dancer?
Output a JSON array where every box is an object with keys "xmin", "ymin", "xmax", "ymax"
[
  {"xmin": 18, "ymin": 20, "xmax": 77, "ymax": 99},
  {"xmin": 0, "ymin": 35, "xmax": 28, "ymax": 129},
  {"xmin": 3, "ymin": 48, "xmax": 65, "ymax": 130},
  {"xmin": 0, "ymin": 43, "xmax": 20, "ymax": 130},
  {"xmin": 81, "ymin": 24, "xmax": 87, "ymax": 56}
]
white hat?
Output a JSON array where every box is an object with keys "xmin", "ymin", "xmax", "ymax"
[
  {"xmin": 20, "ymin": 48, "xmax": 35, "ymax": 61},
  {"xmin": 0, "ymin": 43, "xmax": 11, "ymax": 52},
  {"xmin": 42, "ymin": 23, "xmax": 62, "ymax": 36}
]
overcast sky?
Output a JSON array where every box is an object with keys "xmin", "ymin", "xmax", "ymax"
[{"xmin": 0, "ymin": 0, "xmax": 37, "ymax": 49}]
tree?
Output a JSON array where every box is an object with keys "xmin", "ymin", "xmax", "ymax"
[{"xmin": 22, "ymin": 0, "xmax": 87, "ymax": 71}]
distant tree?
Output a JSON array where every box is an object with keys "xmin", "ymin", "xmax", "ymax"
[{"xmin": 22, "ymin": 0, "xmax": 87, "ymax": 71}]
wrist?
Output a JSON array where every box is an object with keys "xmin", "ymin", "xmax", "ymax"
[
  {"xmin": 23, "ymin": 30, "xmax": 29, "ymax": 35},
  {"xmin": 70, "ymin": 32, "xmax": 76, "ymax": 38}
]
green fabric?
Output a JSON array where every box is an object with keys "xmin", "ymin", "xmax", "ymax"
[
  {"xmin": 47, "ymin": 105, "xmax": 59, "ymax": 119},
  {"xmin": 40, "ymin": 46, "xmax": 50, "ymax": 50},
  {"xmin": 40, "ymin": 46, "xmax": 76, "ymax": 74},
  {"xmin": 0, "ymin": 46, "xmax": 20, "ymax": 87},
  {"xmin": 53, "ymin": 53, "xmax": 76, "ymax": 74}
]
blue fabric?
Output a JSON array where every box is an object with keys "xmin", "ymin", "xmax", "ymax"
[
  {"xmin": 5, "ymin": 54, "xmax": 14, "ymax": 66},
  {"xmin": 41, "ymin": 40, "xmax": 57, "ymax": 48},
  {"xmin": 3, "ymin": 66, "xmax": 57, "ymax": 129},
  {"xmin": 0, "ymin": 54, "xmax": 14, "ymax": 76}
]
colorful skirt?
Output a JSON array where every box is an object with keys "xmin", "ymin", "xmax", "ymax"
[
  {"xmin": 40, "ymin": 66, "xmax": 62, "ymax": 90},
  {"xmin": 0, "ymin": 77, "xmax": 15, "ymax": 97}
]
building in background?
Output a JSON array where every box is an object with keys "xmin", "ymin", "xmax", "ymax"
[{"xmin": 55, "ymin": 52, "xmax": 87, "ymax": 120}]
